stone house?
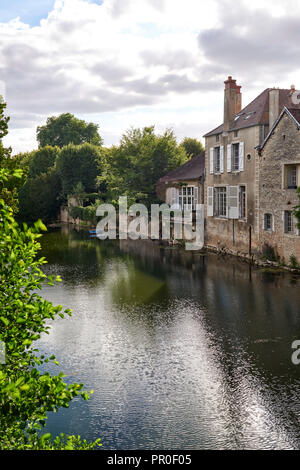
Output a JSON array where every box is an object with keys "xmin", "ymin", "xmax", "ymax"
[
  {"xmin": 156, "ymin": 152, "xmax": 205, "ymax": 210},
  {"xmin": 258, "ymin": 107, "xmax": 300, "ymax": 263},
  {"xmin": 204, "ymin": 77, "xmax": 300, "ymax": 256}
]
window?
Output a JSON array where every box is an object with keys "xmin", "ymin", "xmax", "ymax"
[
  {"xmin": 232, "ymin": 143, "xmax": 240, "ymax": 171},
  {"xmin": 239, "ymin": 186, "xmax": 246, "ymax": 219},
  {"xmin": 216, "ymin": 134, "xmax": 220, "ymax": 142},
  {"xmin": 214, "ymin": 187, "xmax": 227, "ymax": 217},
  {"xmin": 264, "ymin": 213, "xmax": 273, "ymax": 231},
  {"xmin": 284, "ymin": 211, "xmax": 293, "ymax": 233},
  {"xmin": 234, "ymin": 130, "xmax": 239, "ymax": 137},
  {"xmin": 286, "ymin": 165, "xmax": 298, "ymax": 189},
  {"xmin": 178, "ymin": 186, "xmax": 198, "ymax": 210},
  {"xmin": 210, "ymin": 146, "xmax": 223, "ymax": 174},
  {"xmin": 214, "ymin": 147, "xmax": 220, "ymax": 173}
]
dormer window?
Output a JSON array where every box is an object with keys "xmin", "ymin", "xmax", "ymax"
[{"xmin": 244, "ymin": 111, "xmax": 256, "ymax": 120}]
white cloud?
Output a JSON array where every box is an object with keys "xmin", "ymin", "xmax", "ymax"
[{"xmin": 1, "ymin": 0, "xmax": 300, "ymax": 153}]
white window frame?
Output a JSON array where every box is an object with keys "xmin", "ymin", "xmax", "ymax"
[
  {"xmin": 214, "ymin": 186, "xmax": 227, "ymax": 218},
  {"xmin": 178, "ymin": 186, "xmax": 198, "ymax": 211},
  {"xmin": 227, "ymin": 142, "xmax": 244, "ymax": 173}
]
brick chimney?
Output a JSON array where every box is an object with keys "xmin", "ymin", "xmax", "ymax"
[
  {"xmin": 269, "ymin": 88, "xmax": 280, "ymax": 129},
  {"xmin": 224, "ymin": 76, "xmax": 242, "ymax": 132}
]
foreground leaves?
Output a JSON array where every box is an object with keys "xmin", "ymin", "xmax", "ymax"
[{"xmin": 0, "ymin": 169, "xmax": 101, "ymax": 450}]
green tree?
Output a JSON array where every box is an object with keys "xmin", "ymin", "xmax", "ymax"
[
  {"xmin": 179, "ymin": 137, "xmax": 204, "ymax": 159},
  {"xmin": 0, "ymin": 98, "xmax": 25, "ymax": 213},
  {"xmin": 105, "ymin": 126, "xmax": 187, "ymax": 206},
  {"xmin": 37, "ymin": 113, "xmax": 103, "ymax": 148},
  {"xmin": 294, "ymin": 188, "xmax": 300, "ymax": 229},
  {"xmin": 0, "ymin": 169, "xmax": 101, "ymax": 450},
  {"xmin": 18, "ymin": 168, "xmax": 62, "ymax": 223},
  {"xmin": 28, "ymin": 146, "xmax": 60, "ymax": 178},
  {"xmin": 0, "ymin": 97, "xmax": 10, "ymax": 165},
  {"xmin": 56, "ymin": 143, "xmax": 103, "ymax": 197}
]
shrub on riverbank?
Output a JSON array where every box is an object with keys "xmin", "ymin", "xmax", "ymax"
[{"xmin": 0, "ymin": 169, "xmax": 101, "ymax": 450}]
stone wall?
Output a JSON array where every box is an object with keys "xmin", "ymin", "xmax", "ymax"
[{"xmin": 259, "ymin": 113, "xmax": 300, "ymax": 263}]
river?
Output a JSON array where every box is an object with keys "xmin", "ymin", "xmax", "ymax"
[{"xmin": 37, "ymin": 226, "xmax": 300, "ymax": 450}]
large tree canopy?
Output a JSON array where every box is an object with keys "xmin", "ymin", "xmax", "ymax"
[
  {"xmin": 56, "ymin": 143, "xmax": 103, "ymax": 196},
  {"xmin": 105, "ymin": 126, "xmax": 187, "ymax": 206},
  {"xmin": 28, "ymin": 146, "xmax": 60, "ymax": 178},
  {"xmin": 37, "ymin": 113, "xmax": 103, "ymax": 148},
  {"xmin": 179, "ymin": 137, "xmax": 204, "ymax": 159},
  {"xmin": 18, "ymin": 168, "xmax": 62, "ymax": 223}
]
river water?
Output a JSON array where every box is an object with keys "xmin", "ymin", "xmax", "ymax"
[{"xmin": 37, "ymin": 227, "xmax": 300, "ymax": 450}]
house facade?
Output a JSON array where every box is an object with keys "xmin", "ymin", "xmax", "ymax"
[
  {"xmin": 204, "ymin": 77, "xmax": 300, "ymax": 256},
  {"xmin": 156, "ymin": 152, "xmax": 205, "ymax": 211},
  {"xmin": 258, "ymin": 107, "xmax": 300, "ymax": 263}
]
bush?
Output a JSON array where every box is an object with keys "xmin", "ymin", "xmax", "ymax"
[
  {"xmin": 0, "ymin": 169, "xmax": 101, "ymax": 450},
  {"xmin": 289, "ymin": 254, "xmax": 298, "ymax": 269},
  {"xmin": 261, "ymin": 243, "xmax": 280, "ymax": 262}
]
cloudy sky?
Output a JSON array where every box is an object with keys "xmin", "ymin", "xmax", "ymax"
[{"xmin": 1, "ymin": 0, "xmax": 300, "ymax": 154}]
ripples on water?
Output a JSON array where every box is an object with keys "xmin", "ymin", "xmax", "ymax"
[{"xmin": 37, "ymin": 228, "xmax": 300, "ymax": 450}]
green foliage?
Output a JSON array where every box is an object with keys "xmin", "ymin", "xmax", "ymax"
[
  {"xmin": 0, "ymin": 99, "xmax": 24, "ymax": 213},
  {"xmin": 179, "ymin": 137, "xmax": 204, "ymax": 159},
  {"xmin": 28, "ymin": 146, "xmax": 60, "ymax": 178},
  {"xmin": 0, "ymin": 169, "xmax": 101, "ymax": 450},
  {"xmin": 289, "ymin": 254, "xmax": 298, "ymax": 269},
  {"xmin": 56, "ymin": 143, "xmax": 103, "ymax": 196},
  {"xmin": 0, "ymin": 98, "xmax": 11, "ymax": 165},
  {"xmin": 18, "ymin": 168, "xmax": 62, "ymax": 223},
  {"xmin": 37, "ymin": 113, "xmax": 103, "ymax": 148},
  {"xmin": 293, "ymin": 187, "xmax": 300, "ymax": 229},
  {"xmin": 105, "ymin": 126, "xmax": 187, "ymax": 206},
  {"xmin": 261, "ymin": 243, "xmax": 280, "ymax": 262},
  {"xmin": 69, "ymin": 204, "xmax": 97, "ymax": 225}
]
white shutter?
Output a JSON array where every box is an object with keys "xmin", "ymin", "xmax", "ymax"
[
  {"xmin": 207, "ymin": 187, "xmax": 214, "ymax": 217},
  {"xmin": 227, "ymin": 144, "xmax": 232, "ymax": 173},
  {"xmin": 220, "ymin": 146, "xmax": 224, "ymax": 173},
  {"xmin": 210, "ymin": 148, "xmax": 214, "ymax": 174},
  {"xmin": 239, "ymin": 142, "xmax": 244, "ymax": 171},
  {"xmin": 193, "ymin": 186, "xmax": 199, "ymax": 210},
  {"xmin": 228, "ymin": 186, "xmax": 239, "ymax": 219}
]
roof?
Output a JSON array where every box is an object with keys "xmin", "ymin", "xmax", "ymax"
[
  {"xmin": 288, "ymin": 108, "xmax": 300, "ymax": 124},
  {"xmin": 204, "ymin": 88, "xmax": 300, "ymax": 137},
  {"xmin": 259, "ymin": 107, "xmax": 300, "ymax": 151},
  {"xmin": 157, "ymin": 152, "xmax": 205, "ymax": 184}
]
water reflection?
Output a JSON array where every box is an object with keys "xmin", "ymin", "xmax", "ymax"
[{"xmin": 37, "ymin": 228, "xmax": 300, "ymax": 449}]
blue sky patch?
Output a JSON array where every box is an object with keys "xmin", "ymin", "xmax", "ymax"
[{"xmin": 0, "ymin": 0, "xmax": 103, "ymax": 27}]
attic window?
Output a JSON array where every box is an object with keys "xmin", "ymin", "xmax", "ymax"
[{"xmin": 234, "ymin": 114, "xmax": 242, "ymax": 122}]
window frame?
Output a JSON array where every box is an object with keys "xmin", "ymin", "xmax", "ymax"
[
  {"xmin": 284, "ymin": 210, "xmax": 293, "ymax": 234},
  {"xmin": 264, "ymin": 213, "xmax": 273, "ymax": 232},
  {"xmin": 214, "ymin": 186, "xmax": 227, "ymax": 218},
  {"xmin": 239, "ymin": 185, "xmax": 246, "ymax": 220},
  {"xmin": 232, "ymin": 143, "xmax": 240, "ymax": 172}
]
